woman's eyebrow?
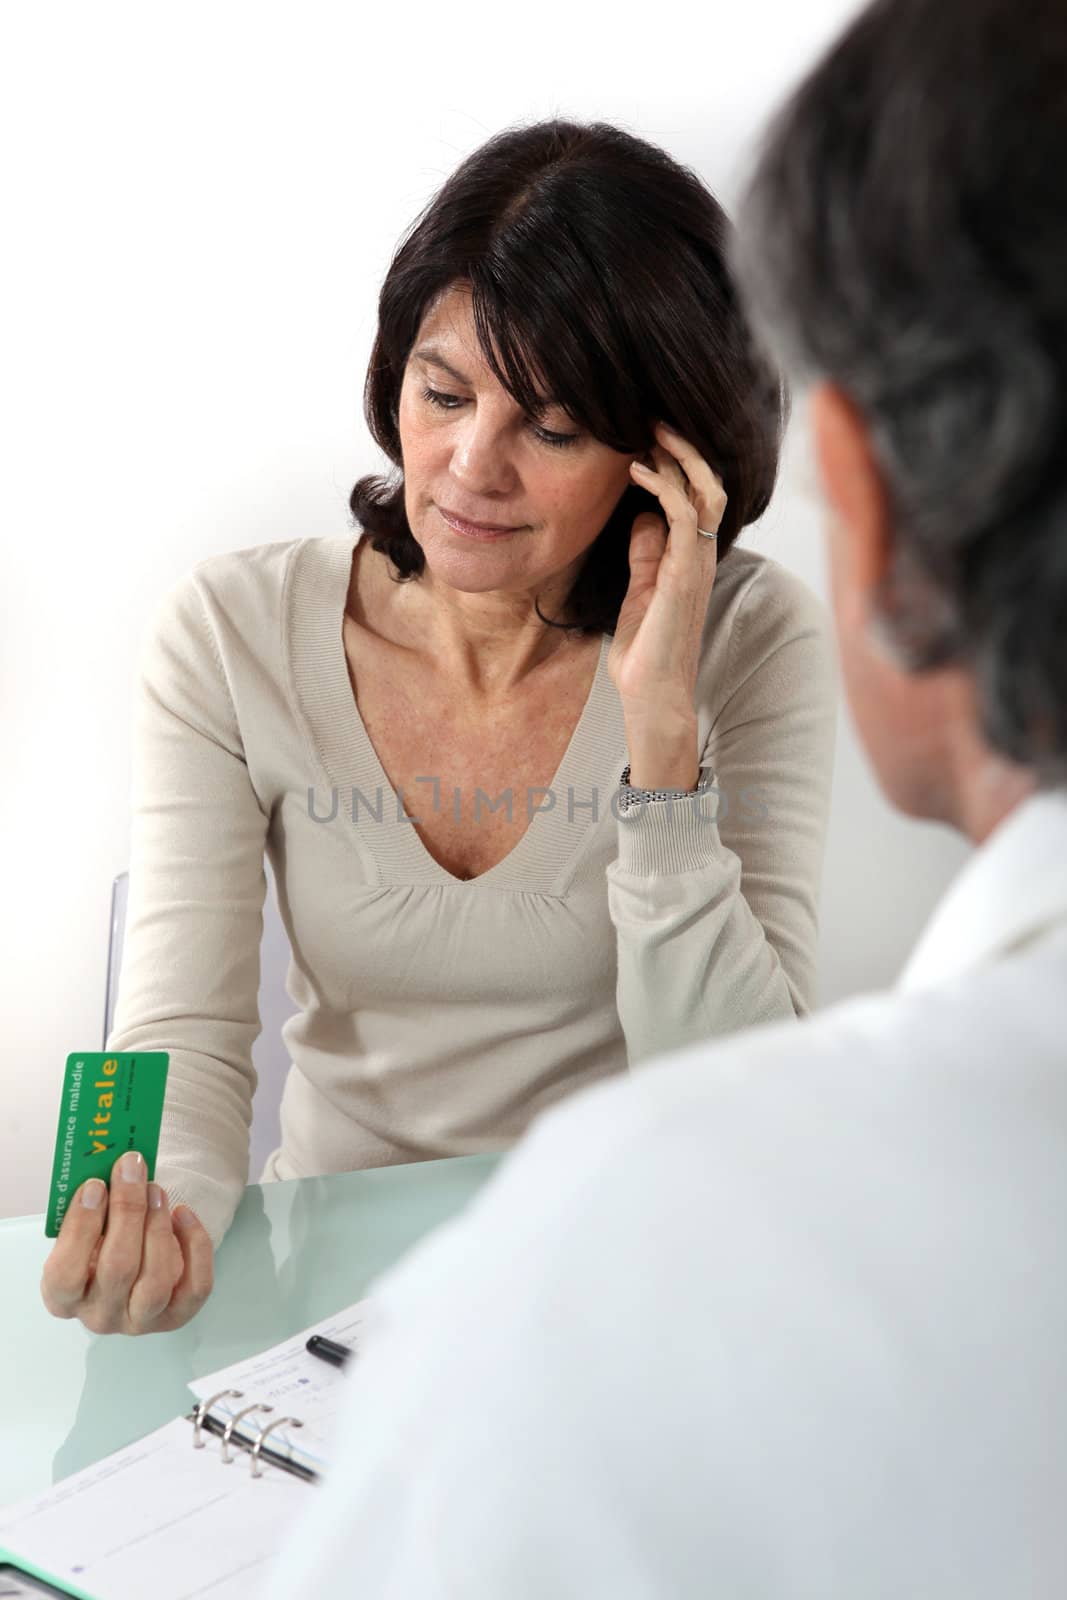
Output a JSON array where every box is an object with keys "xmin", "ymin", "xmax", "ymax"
[
  {"xmin": 414, "ymin": 346, "xmax": 471, "ymax": 386},
  {"xmin": 413, "ymin": 344, "xmax": 560, "ymax": 415}
]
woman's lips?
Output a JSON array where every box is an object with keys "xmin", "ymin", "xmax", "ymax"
[{"xmin": 437, "ymin": 506, "xmax": 523, "ymax": 541}]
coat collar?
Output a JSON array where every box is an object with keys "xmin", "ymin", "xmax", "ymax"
[{"xmin": 897, "ymin": 789, "xmax": 1067, "ymax": 994}]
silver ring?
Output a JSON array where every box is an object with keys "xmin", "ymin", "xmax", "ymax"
[
  {"xmin": 696, "ymin": 527, "xmax": 719, "ymax": 540},
  {"xmin": 192, "ymin": 1388, "xmax": 244, "ymax": 1449},
  {"xmin": 250, "ymin": 1415, "xmax": 304, "ymax": 1478},
  {"xmin": 221, "ymin": 1403, "xmax": 273, "ymax": 1463}
]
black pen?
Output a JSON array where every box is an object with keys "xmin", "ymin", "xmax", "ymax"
[{"xmin": 305, "ymin": 1333, "xmax": 353, "ymax": 1370}]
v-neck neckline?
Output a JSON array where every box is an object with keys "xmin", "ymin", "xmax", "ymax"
[{"xmin": 286, "ymin": 531, "xmax": 627, "ymax": 891}]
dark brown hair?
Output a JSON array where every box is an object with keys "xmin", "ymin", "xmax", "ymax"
[{"xmin": 351, "ymin": 118, "xmax": 787, "ymax": 635}]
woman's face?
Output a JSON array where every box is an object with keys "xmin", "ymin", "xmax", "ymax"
[{"xmin": 397, "ymin": 283, "xmax": 636, "ymax": 605}]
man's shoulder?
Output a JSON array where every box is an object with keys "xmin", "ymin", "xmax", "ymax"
[
  {"xmin": 421, "ymin": 935, "xmax": 1067, "ymax": 1421},
  {"xmin": 351, "ymin": 937, "xmax": 1067, "ymax": 1599},
  {"xmin": 500, "ymin": 932, "xmax": 1067, "ymax": 1232}
]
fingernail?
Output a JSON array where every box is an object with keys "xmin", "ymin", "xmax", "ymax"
[
  {"xmin": 147, "ymin": 1182, "xmax": 164, "ymax": 1210},
  {"xmin": 80, "ymin": 1179, "xmax": 106, "ymax": 1209},
  {"xmin": 630, "ymin": 460, "xmax": 650, "ymax": 474},
  {"xmin": 173, "ymin": 1205, "xmax": 196, "ymax": 1229},
  {"xmin": 119, "ymin": 1151, "xmax": 145, "ymax": 1182}
]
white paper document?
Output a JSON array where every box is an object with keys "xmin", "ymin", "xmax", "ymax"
[
  {"xmin": 0, "ymin": 1299, "xmax": 369, "ymax": 1599},
  {"xmin": 0, "ymin": 1418, "xmax": 308, "ymax": 1600}
]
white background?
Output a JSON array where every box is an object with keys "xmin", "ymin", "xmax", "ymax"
[{"xmin": 0, "ymin": 0, "xmax": 969, "ymax": 1219}]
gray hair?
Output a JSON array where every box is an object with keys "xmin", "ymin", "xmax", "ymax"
[{"xmin": 731, "ymin": 0, "xmax": 1067, "ymax": 789}]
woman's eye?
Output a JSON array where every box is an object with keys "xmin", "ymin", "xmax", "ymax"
[
  {"xmin": 420, "ymin": 386, "xmax": 580, "ymax": 450},
  {"xmin": 535, "ymin": 426, "xmax": 582, "ymax": 450},
  {"xmin": 421, "ymin": 386, "xmax": 463, "ymax": 412}
]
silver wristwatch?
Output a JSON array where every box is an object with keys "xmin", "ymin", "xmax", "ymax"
[{"xmin": 616, "ymin": 763, "xmax": 713, "ymax": 814}]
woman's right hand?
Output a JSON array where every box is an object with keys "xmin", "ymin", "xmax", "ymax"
[{"xmin": 40, "ymin": 1150, "xmax": 214, "ymax": 1335}]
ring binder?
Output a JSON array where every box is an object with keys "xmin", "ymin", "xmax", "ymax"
[
  {"xmin": 184, "ymin": 1398, "xmax": 322, "ymax": 1484},
  {"xmin": 250, "ymin": 1416, "xmax": 305, "ymax": 1478}
]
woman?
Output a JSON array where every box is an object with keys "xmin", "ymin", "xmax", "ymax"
[{"xmin": 41, "ymin": 119, "xmax": 837, "ymax": 1335}]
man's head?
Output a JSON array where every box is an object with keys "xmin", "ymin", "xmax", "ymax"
[{"xmin": 734, "ymin": 0, "xmax": 1067, "ymax": 839}]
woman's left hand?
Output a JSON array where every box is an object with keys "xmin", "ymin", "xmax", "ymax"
[{"xmin": 607, "ymin": 422, "xmax": 727, "ymax": 727}]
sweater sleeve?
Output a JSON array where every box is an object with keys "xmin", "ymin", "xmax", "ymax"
[
  {"xmin": 104, "ymin": 571, "xmax": 270, "ymax": 1248},
  {"xmin": 607, "ymin": 559, "xmax": 838, "ymax": 1067}
]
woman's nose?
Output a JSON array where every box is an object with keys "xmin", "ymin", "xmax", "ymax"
[{"xmin": 450, "ymin": 415, "xmax": 518, "ymax": 495}]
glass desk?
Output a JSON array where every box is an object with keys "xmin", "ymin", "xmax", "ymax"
[{"xmin": 0, "ymin": 1155, "xmax": 500, "ymax": 1507}]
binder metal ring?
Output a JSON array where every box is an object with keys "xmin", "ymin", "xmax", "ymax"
[
  {"xmin": 221, "ymin": 1402, "xmax": 273, "ymax": 1463},
  {"xmin": 192, "ymin": 1389, "xmax": 244, "ymax": 1449},
  {"xmin": 249, "ymin": 1415, "xmax": 305, "ymax": 1478}
]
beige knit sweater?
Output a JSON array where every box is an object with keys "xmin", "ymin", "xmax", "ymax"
[{"xmin": 105, "ymin": 530, "xmax": 838, "ymax": 1246}]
